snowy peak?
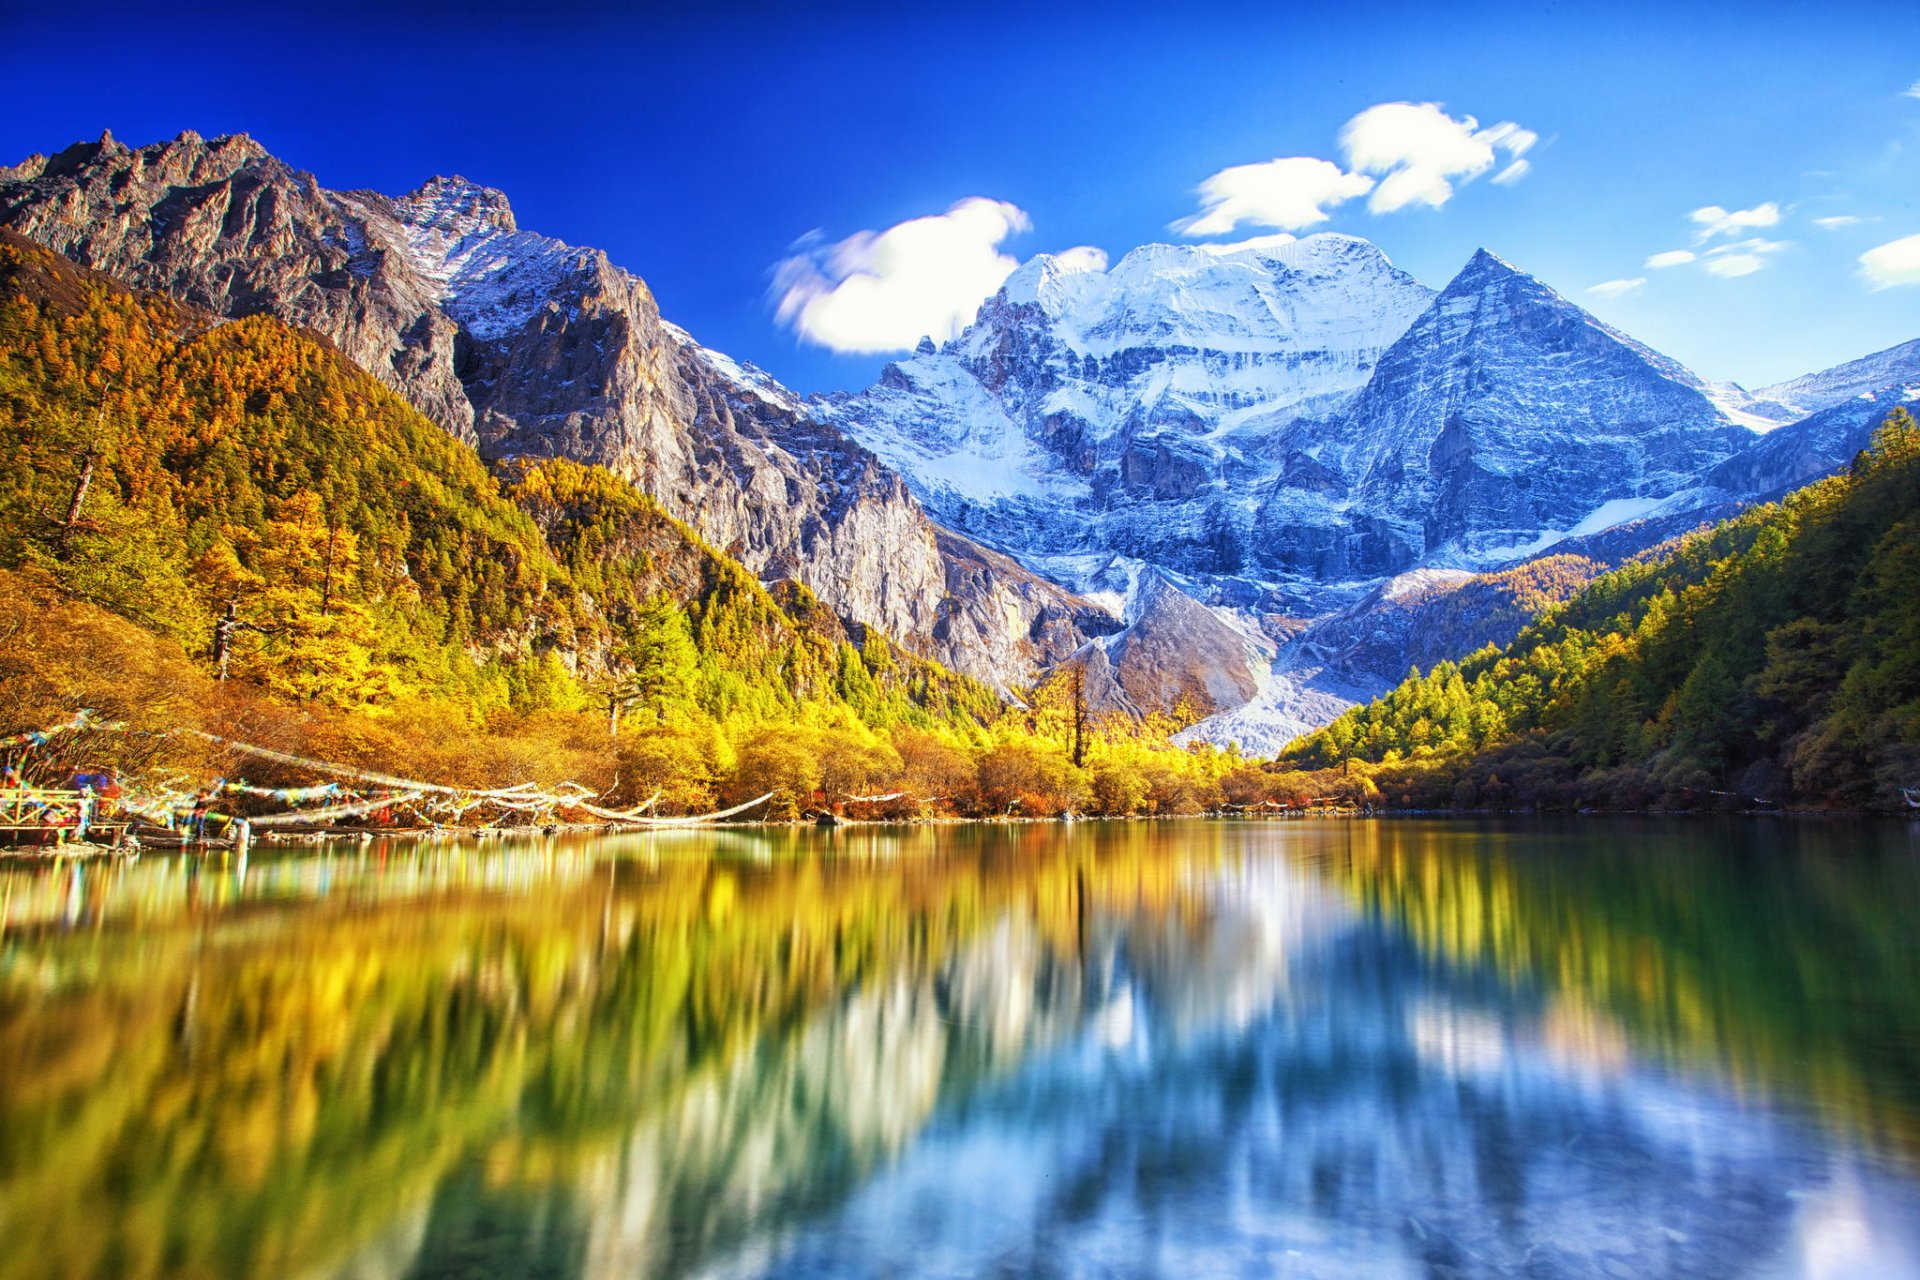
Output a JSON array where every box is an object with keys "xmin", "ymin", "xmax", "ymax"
[
  {"xmin": 824, "ymin": 231, "xmax": 1438, "ymax": 569},
  {"xmin": 1417, "ymin": 252, "xmax": 1792, "ymax": 432},
  {"xmin": 1450, "ymin": 246, "xmax": 1523, "ymax": 285},
  {"xmin": 1295, "ymin": 245, "xmax": 1754, "ymax": 574},
  {"xmin": 388, "ymin": 175, "xmax": 607, "ymax": 341},
  {"xmin": 1416, "ymin": 246, "xmax": 1726, "ymax": 401},
  {"xmin": 1006, "ymin": 231, "xmax": 1428, "ymax": 358},
  {"xmin": 1756, "ymin": 336, "xmax": 1920, "ymax": 415},
  {"xmin": 998, "ymin": 247, "xmax": 1110, "ymax": 313},
  {"xmin": 396, "ymin": 175, "xmax": 518, "ymax": 239},
  {"xmin": 1433, "ymin": 247, "xmax": 1615, "ymax": 340},
  {"xmin": 978, "ymin": 232, "xmax": 1435, "ymax": 358}
]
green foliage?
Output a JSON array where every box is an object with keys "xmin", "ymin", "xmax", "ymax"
[
  {"xmin": 0, "ymin": 235, "xmax": 1250, "ymax": 818},
  {"xmin": 0, "ymin": 235, "xmax": 1000, "ymax": 738},
  {"xmin": 1285, "ymin": 408, "xmax": 1920, "ymax": 808}
]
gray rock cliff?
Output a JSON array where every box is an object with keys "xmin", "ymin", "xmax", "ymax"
[{"xmin": 0, "ymin": 131, "xmax": 1111, "ymax": 688}]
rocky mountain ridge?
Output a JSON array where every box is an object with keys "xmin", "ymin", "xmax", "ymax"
[
  {"xmin": 1754, "ymin": 336, "xmax": 1920, "ymax": 416},
  {"xmin": 1283, "ymin": 248, "xmax": 1760, "ymax": 573},
  {"xmin": 821, "ymin": 232, "xmax": 1915, "ymax": 747},
  {"xmin": 0, "ymin": 130, "xmax": 1113, "ymax": 689},
  {"xmin": 816, "ymin": 233, "xmax": 1439, "ymax": 591},
  {"xmin": 5, "ymin": 129, "xmax": 1914, "ymax": 748}
]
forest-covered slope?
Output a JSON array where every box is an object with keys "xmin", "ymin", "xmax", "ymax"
[
  {"xmin": 0, "ymin": 232, "xmax": 1246, "ymax": 817},
  {"xmin": 0, "ymin": 229, "xmax": 1001, "ymax": 723},
  {"xmin": 1280, "ymin": 409, "xmax": 1920, "ymax": 809}
]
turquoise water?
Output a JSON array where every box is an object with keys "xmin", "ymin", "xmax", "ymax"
[{"xmin": 2, "ymin": 818, "xmax": 1918, "ymax": 1278}]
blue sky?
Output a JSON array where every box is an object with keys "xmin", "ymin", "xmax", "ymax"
[{"xmin": 4, "ymin": 0, "xmax": 1917, "ymax": 393}]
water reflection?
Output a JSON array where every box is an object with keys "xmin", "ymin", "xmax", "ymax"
[{"xmin": 1, "ymin": 819, "xmax": 1917, "ymax": 1278}]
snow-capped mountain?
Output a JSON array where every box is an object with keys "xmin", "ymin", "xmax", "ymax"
[
  {"xmin": 1269, "ymin": 248, "xmax": 1756, "ymax": 574},
  {"xmin": 826, "ymin": 239, "xmax": 1774, "ymax": 599},
  {"xmin": 1701, "ymin": 377, "xmax": 1920, "ymax": 501},
  {"xmin": 816, "ymin": 234, "xmax": 1437, "ymax": 590},
  {"xmin": 1754, "ymin": 336, "xmax": 1920, "ymax": 416},
  {"xmin": 9, "ymin": 130, "xmax": 1913, "ymax": 750},
  {"xmin": 826, "ymin": 236, "xmax": 1849, "ymax": 744}
]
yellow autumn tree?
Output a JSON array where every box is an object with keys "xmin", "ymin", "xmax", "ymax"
[{"xmin": 221, "ymin": 491, "xmax": 404, "ymax": 710}]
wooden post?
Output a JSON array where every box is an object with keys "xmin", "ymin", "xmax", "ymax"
[
  {"xmin": 1069, "ymin": 663, "xmax": 1088, "ymax": 769},
  {"xmin": 320, "ymin": 512, "xmax": 338, "ymax": 618},
  {"xmin": 213, "ymin": 599, "xmax": 238, "ymax": 681},
  {"xmin": 58, "ymin": 446, "xmax": 97, "ymax": 558}
]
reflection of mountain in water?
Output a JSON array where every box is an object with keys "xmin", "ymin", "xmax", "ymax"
[
  {"xmin": 379, "ymin": 859, "xmax": 1333, "ymax": 1279},
  {"xmin": 685, "ymin": 836, "xmax": 1920, "ymax": 1280},
  {"xmin": 0, "ymin": 825, "xmax": 1255, "ymax": 1280},
  {"xmin": 5, "ymin": 821, "xmax": 1920, "ymax": 1280}
]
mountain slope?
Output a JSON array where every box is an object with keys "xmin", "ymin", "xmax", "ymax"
[
  {"xmin": 1755, "ymin": 336, "xmax": 1920, "ymax": 415},
  {"xmin": 0, "ymin": 130, "xmax": 1110, "ymax": 688},
  {"xmin": 1268, "ymin": 249, "xmax": 1756, "ymax": 575},
  {"xmin": 1702, "ymin": 381, "xmax": 1920, "ymax": 499},
  {"xmin": 1282, "ymin": 408, "xmax": 1920, "ymax": 808},
  {"xmin": 828, "ymin": 236, "xmax": 1801, "ymax": 746},
  {"xmin": 15, "ymin": 129, "xmax": 1908, "ymax": 753},
  {"xmin": 820, "ymin": 233, "xmax": 1437, "ymax": 582},
  {"xmin": 0, "ymin": 235, "xmax": 1245, "ymax": 819},
  {"xmin": 0, "ymin": 229, "xmax": 998, "ymax": 732}
]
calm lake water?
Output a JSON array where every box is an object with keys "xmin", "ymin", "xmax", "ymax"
[{"xmin": 3, "ymin": 818, "xmax": 1919, "ymax": 1279}]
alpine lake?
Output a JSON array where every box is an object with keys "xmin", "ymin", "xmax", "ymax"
[{"xmin": 3, "ymin": 817, "xmax": 1918, "ymax": 1279}]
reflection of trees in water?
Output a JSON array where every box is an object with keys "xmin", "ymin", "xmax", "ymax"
[
  {"xmin": 5, "ymin": 819, "xmax": 1917, "ymax": 1280},
  {"xmin": 407, "ymin": 847, "xmax": 1325, "ymax": 1279},
  {"xmin": 0, "ymin": 822, "xmax": 1242, "ymax": 1280},
  {"xmin": 401, "ymin": 1170, "xmax": 586, "ymax": 1280},
  {"xmin": 1326, "ymin": 817, "xmax": 1920, "ymax": 1163},
  {"xmin": 682, "ymin": 821, "xmax": 1920, "ymax": 1279}
]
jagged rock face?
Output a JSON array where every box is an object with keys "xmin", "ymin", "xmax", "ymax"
[
  {"xmin": 818, "ymin": 235, "xmax": 1437, "ymax": 580},
  {"xmin": 927, "ymin": 530, "xmax": 1121, "ymax": 682},
  {"xmin": 824, "ymin": 233, "xmax": 1803, "ymax": 746},
  {"xmin": 15, "ymin": 131, "xmax": 1910, "ymax": 747},
  {"xmin": 0, "ymin": 131, "xmax": 1111, "ymax": 688},
  {"xmin": 1258, "ymin": 250, "xmax": 1756, "ymax": 576},
  {"xmin": 823, "ymin": 236, "xmax": 1767, "ymax": 597},
  {"xmin": 0, "ymin": 132, "xmax": 481, "ymax": 441},
  {"xmin": 1100, "ymin": 572, "xmax": 1272, "ymax": 717},
  {"xmin": 1754, "ymin": 337, "xmax": 1920, "ymax": 416},
  {"xmin": 1705, "ymin": 383, "xmax": 1920, "ymax": 499},
  {"xmin": 672, "ymin": 354, "xmax": 1118, "ymax": 682}
]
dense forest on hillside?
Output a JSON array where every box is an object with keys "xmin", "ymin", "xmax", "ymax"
[
  {"xmin": 1280, "ymin": 409, "xmax": 1920, "ymax": 810},
  {"xmin": 9, "ymin": 225, "xmax": 1911, "ymax": 819},
  {"xmin": 0, "ymin": 233, "xmax": 1248, "ymax": 817}
]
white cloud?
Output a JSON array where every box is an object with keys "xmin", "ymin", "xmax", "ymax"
[
  {"xmin": 1490, "ymin": 158, "xmax": 1531, "ymax": 186},
  {"xmin": 1813, "ymin": 215, "xmax": 1864, "ymax": 229},
  {"xmin": 1689, "ymin": 202, "xmax": 1781, "ymax": 243},
  {"xmin": 1861, "ymin": 234, "xmax": 1920, "ymax": 288},
  {"xmin": 1904, "ymin": 79, "xmax": 1920, "ymax": 100},
  {"xmin": 1194, "ymin": 232, "xmax": 1300, "ymax": 256},
  {"xmin": 1339, "ymin": 102, "xmax": 1537, "ymax": 213},
  {"xmin": 1051, "ymin": 245, "xmax": 1110, "ymax": 274},
  {"xmin": 1703, "ymin": 253, "xmax": 1766, "ymax": 278},
  {"xmin": 1175, "ymin": 156, "xmax": 1374, "ymax": 236},
  {"xmin": 774, "ymin": 198, "xmax": 1031, "ymax": 353},
  {"xmin": 1587, "ymin": 278, "xmax": 1645, "ymax": 298},
  {"xmin": 1646, "ymin": 249, "xmax": 1696, "ymax": 269},
  {"xmin": 1701, "ymin": 237, "xmax": 1789, "ymax": 278}
]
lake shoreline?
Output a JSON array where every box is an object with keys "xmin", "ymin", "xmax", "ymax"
[{"xmin": 11, "ymin": 805, "xmax": 1907, "ymax": 862}]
